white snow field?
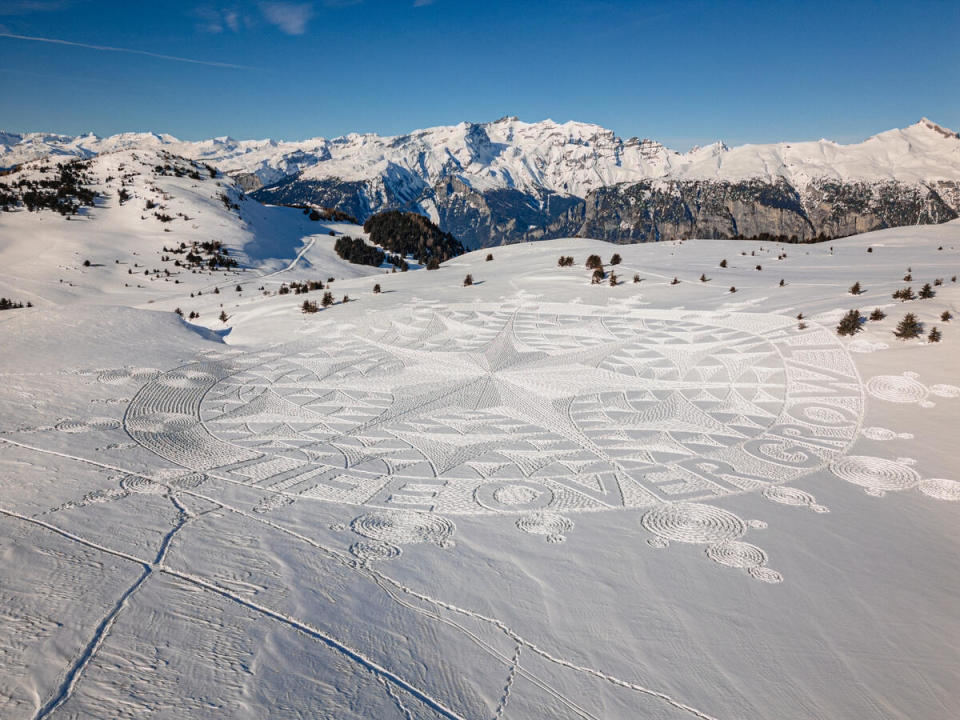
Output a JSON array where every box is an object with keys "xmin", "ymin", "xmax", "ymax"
[{"xmin": 1, "ymin": 154, "xmax": 959, "ymax": 719}]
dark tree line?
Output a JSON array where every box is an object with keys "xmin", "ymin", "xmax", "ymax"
[{"xmin": 362, "ymin": 211, "xmax": 465, "ymax": 265}]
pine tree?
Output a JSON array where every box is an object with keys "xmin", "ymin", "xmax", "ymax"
[
  {"xmin": 671, "ymin": 277, "xmax": 680, "ymax": 285},
  {"xmin": 918, "ymin": 283, "xmax": 935, "ymax": 299},
  {"xmin": 426, "ymin": 258, "xmax": 440, "ymax": 270},
  {"xmin": 342, "ymin": 295, "xmax": 350, "ymax": 303},
  {"xmin": 836, "ymin": 309, "xmax": 863, "ymax": 336},
  {"xmin": 941, "ymin": 310, "xmax": 952, "ymax": 322},
  {"xmin": 869, "ymin": 308, "xmax": 886, "ymax": 321},
  {"xmin": 719, "ymin": 259, "xmax": 727, "ymax": 268},
  {"xmin": 373, "ymin": 283, "xmax": 381, "ymax": 294},
  {"xmin": 928, "ymin": 326, "xmax": 942, "ymax": 343},
  {"xmin": 236, "ymin": 284, "xmax": 242, "ymax": 292},
  {"xmin": 219, "ymin": 310, "xmax": 229, "ymax": 323},
  {"xmin": 463, "ymin": 274, "xmax": 473, "ymax": 287},
  {"xmin": 700, "ymin": 273, "xmax": 708, "ymax": 282},
  {"xmin": 893, "ymin": 313, "xmax": 922, "ymax": 340},
  {"xmin": 591, "ymin": 268, "xmax": 605, "ymax": 284},
  {"xmin": 585, "ymin": 255, "xmax": 603, "ymax": 270},
  {"xmin": 633, "ymin": 274, "xmax": 641, "ymax": 283},
  {"xmin": 729, "ymin": 286, "xmax": 737, "ymax": 293},
  {"xmin": 321, "ymin": 291, "xmax": 334, "ymax": 308},
  {"xmin": 301, "ymin": 299, "xmax": 318, "ymax": 313},
  {"xmin": 610, "ymin": 253, "xmax": 622, "ymax": 265},
  {"xmin": 486, "ymin": 253, "xmax": 493, "ymax": 261},
  {"xmin": 903, "ymin": 273, "xmax": 912, "ymax": 281},
  {"xmin": 755, "ymin": 264, "xmax": 762, "ymax": 271},
  {"xmin": 609, "ymin": 272, "xmax": 618, "ymax": 286},
  {"xmin": 779, "ymin": 278, "xmax": 785, "ymax": 287},
  {"xmin": 849, "ymin": 281, "xmax": 862, "ymax": 295}
]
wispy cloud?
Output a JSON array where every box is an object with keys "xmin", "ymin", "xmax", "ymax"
[
  {"xmin": 259, "ymin": 2, "xmax": 314, "ymax": 34},
  {"xmin": 0, "ymin": 1, "xmax": 76, "ymax": 15},
  {"xmin": 0, "ymin": 32, "xmax": 255, "ymax": 69},
  {"xmin": 193, "ymin": 5, "xmax": 252, "ymax": 34}
]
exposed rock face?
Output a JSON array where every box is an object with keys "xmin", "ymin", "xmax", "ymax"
[
  {"xmin": 555, "ymin": 178, "xmax": 958, "ymax": 244},
  {"xmin": 4, "ymin": 117, "xmax": 959, "ymax": 248}
]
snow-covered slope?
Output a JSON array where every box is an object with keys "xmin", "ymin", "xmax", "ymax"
[
  {"xmin": 0, "ymin": 148, "xmax": 388, "ymax": 311},
  {"xmin": 2, "ymin": 217, "xmax": 959, "ymax": 719}
]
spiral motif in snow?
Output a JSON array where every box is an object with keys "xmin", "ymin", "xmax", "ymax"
[
  {"xmin": 918, "ymin": 478, "xmax": 960, "ymax": 501},
  {"xmin": 351, "ymin": 510, "xmax": 455, "ymax": 546},
  {"xmin": 829, "ymin": 456, "xmax": 920, "ymax": 492},
  {"xmin": 350, "ymin": 540, "xmax": 402, "ymax": 562},
  {"xmin": 641, "ymin": 503, "xmax": 747, "ymax": 545},
  {"xmin": 515, "ymin": 511, "xmax": 574, "ymax": 543},
  {"xmin": 706, "ymin": 541, "xmax": 767, "ymax": 569}
]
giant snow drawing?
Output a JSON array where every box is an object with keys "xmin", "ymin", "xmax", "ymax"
[{"xmin": 124, "ymin": 303, "xmax": 865, "ymax": 524}]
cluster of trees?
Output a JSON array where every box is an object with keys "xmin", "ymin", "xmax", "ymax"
[
  {"xmin": 363, "ymin": 211, "xmax": 465, "ymax": 265},
  {"xmin": 0, "ymin": 297, "xmax": 30, "ymax": 310},
  {"xmin": 335, "ymin": 236, "xmax": 385, "ymax": 266},
  {"xmin": 557, "ymin": 256, "xmax": 575, "ymax": 267},
  {"xmin": 164, "ymin": 239, "xmax": 237, "ymax": 270},
  {"xmin": 1, "ymin": 159, "xmax": 97, "ymax": 215},
  {"xmin": 892, "ymin": 283, "xmax": 935, "ymax": 301}
]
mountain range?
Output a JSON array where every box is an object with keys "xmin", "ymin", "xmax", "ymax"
[{"xmin": 3, "ymin": 116, "xmax": 959, "ymax": 248}]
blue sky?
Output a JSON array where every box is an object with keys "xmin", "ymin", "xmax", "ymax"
[{"xmin": 0, "ymin": 0, "xmax": 957, "ymax": 149}]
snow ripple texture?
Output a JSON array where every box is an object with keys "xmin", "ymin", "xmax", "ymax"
[
  {"xmin": 515, "ymin": 511, "xmax": 574, "ymax": 543},
  {"xmin": 55, "ymin": 417, "xmax": 121, "ymax": 433},
  {"xmin": 641, "ymin": 503, "xmax": 747, "ymax": 545},
  {"xmin": 351, "ymin": 510, "xmax": 455, "ymax": 547}
]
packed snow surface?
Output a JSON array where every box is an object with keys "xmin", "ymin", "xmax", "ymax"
[{"xmin": 1, "ymin": 163, "xmax": 959, "ymax": 718}]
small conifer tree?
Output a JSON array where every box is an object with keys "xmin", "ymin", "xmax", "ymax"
[
  {"xmin": 321, "ymin": 291, "xmax": 334, "ymax": 307},
  {"xmin": 836, "ymin": 309, "xmax": 863, "ymax": 336},
  {"xmin": 373, "ymin": 283, "xmax": 381, "ymax": 294},
  {"xmin": 918, "ymin": 283, "xmax": 935, "ymax": 299},
  {"xmin": 941, "ymin": 310, "xmax": 952, "ymax": 322},
  {"xmin": 893, "ymin": 313, "xmax": 922, "ymax": 340},
  {"xmin": 219, "ymin": 310, "xmax": 229, "ymax": 323},
  {"xmin": 463, "ymin": 274, "xmax": 473, "ymax": 287},
  {"xmin": 671, "ymin": 277, "xmax": 680, "ymax": 285},
  {"xmin": 609, "ymin": 272, "xmax": 618, "ymax": 287},
  {"xmin": 633, "ymin": 274, "xmax": 641, "ymax": 283},
  {"xmin": 849, "ymin": 282, "xmax": 862, "ymax": 295},
  {"xmin": 729, "ymin": 286, "xmax": 737, "ymax": 293},
  {"xmin": 591, "ymin": 268, "xmax": 605, "ymax": 284},
  {"xmin": 869, "ymin": 308, "xmax": 886, "ymax": 321},
  {"xmin": 610, "ymin": 253, "xmax": 622, "ymax": 265},
  {"xmin": 700, "ymin": 273, "xmax": 708, "ymax": 282},
  {"xmin": 719, "ymin": 259, "xmax": 727, "ymax": 268},
  {"xmin": 928, "ymin": 326, "xmax": 942, "ymax": 343},
  {"xmin": 485, "ymin": 253, "xmax": 493, "ymax": 261},
  {"xmin": 585, "ymin": 255, "xmax": 603, "ymax": 270}
]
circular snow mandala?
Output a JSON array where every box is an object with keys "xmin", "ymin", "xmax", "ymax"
[{"xmin": 125, "ymin": 304, "xmax": 863, "ymax": 516}]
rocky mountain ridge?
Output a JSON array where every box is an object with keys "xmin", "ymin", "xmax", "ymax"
[{"xmin": 3, "ymin": 117, "xmax": 958, "ymax": 247}]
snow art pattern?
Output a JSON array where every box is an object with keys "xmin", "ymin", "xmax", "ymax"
[{"xmin": 125, "ymin": 305, "xmax": 865, "ymax": 523}]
